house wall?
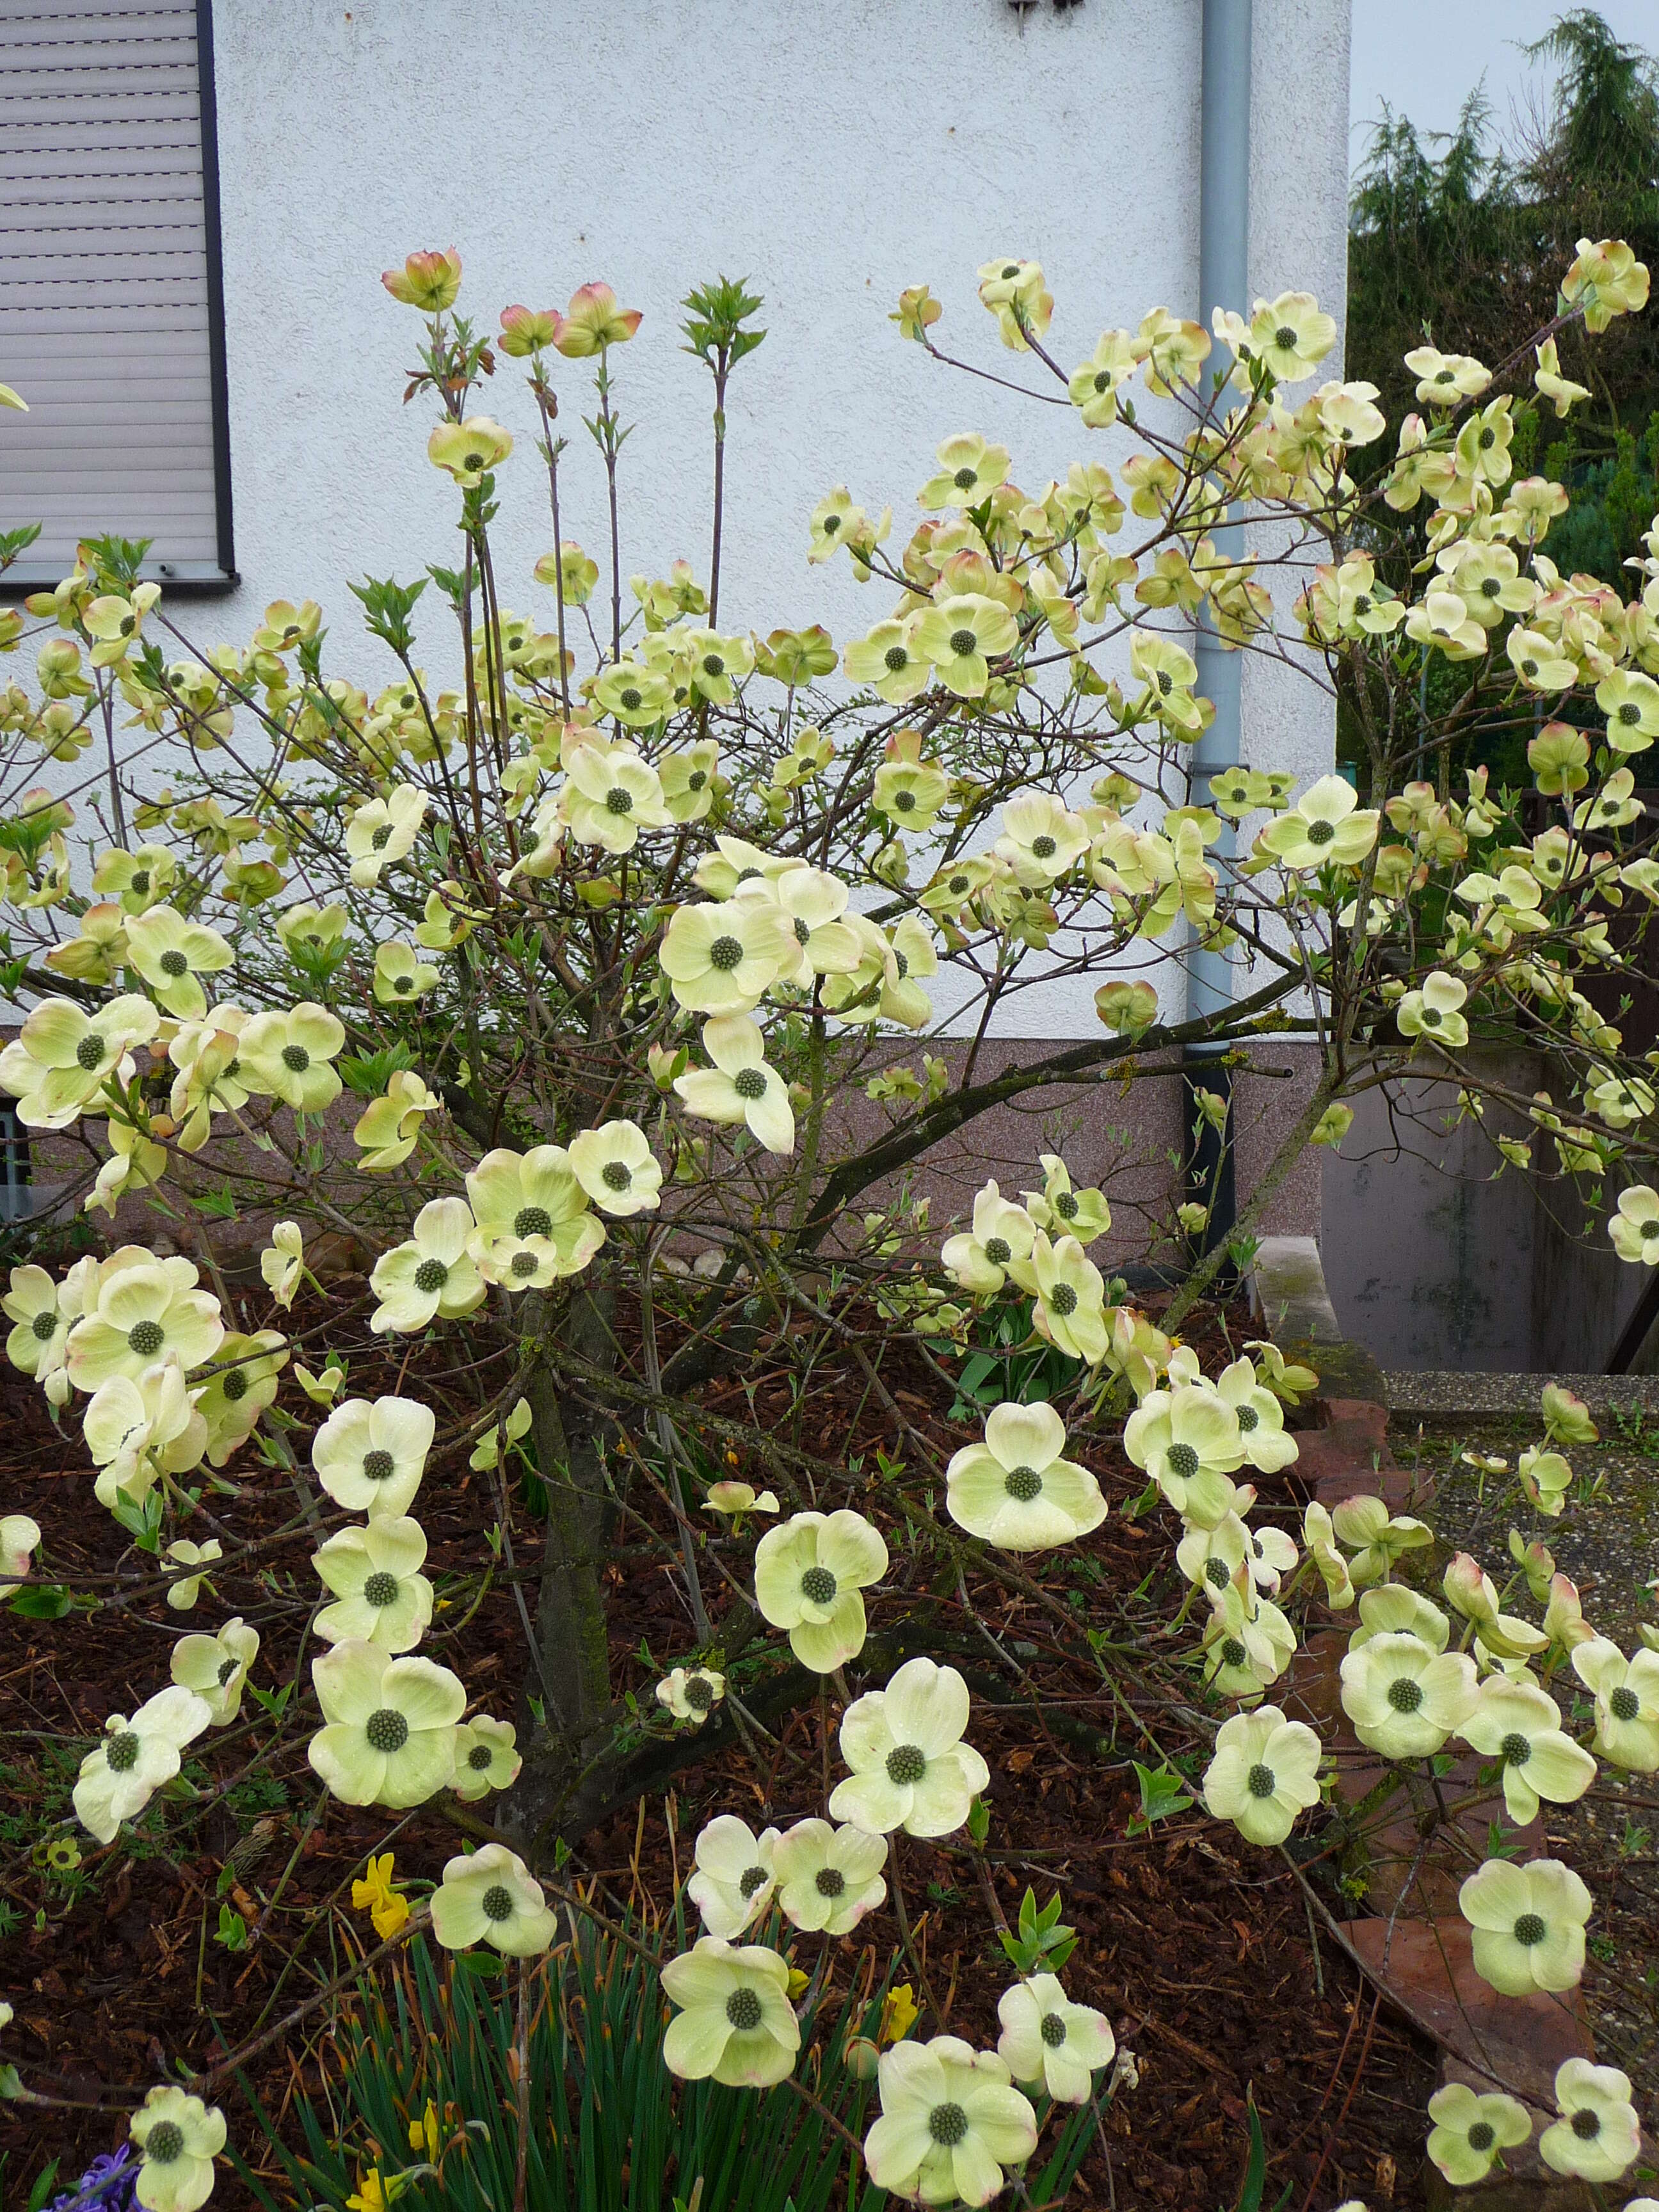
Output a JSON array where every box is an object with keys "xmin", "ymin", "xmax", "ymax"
[
  {"xmin": 4, "ymin": 0, "xmax": 1353, "ymax": 1247},
  {"xmin": 1321, "ymin": 1052, "xmax": 1649, "ymax": 1372},
  {"xmin": 202, "ymin": 0, "xmax": 1350, "ymax": 1050}
]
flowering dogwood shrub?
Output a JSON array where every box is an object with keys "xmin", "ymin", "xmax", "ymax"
[{"xmin": 1, "ymin": 233, "xmax": 1657, "ymax": 2202}]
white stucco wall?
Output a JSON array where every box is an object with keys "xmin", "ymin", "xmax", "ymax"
[{"xmin": 197, "ymin": 0, "xmax": 1350, "ymax": 1036}]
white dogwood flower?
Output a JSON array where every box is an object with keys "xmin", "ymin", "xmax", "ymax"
[
  {"xmin": 1203, "ymin": 1705, "xmax": 1324, "ymax": 1845},
  {"xmin": 862, "ymin": 2035, "xmax": 1036, "ymax": 2207},
  {"xmin": 686, "ymin": 1815, "xmax": 781, "ymax": 1939},
  {"xmin": 660, "ymin": 1938, "xmax": 799, "ymax": 2088},
  {"xmin": 753, "ymin": 1509, "xmax": 888, "ymax": 1672},
  {"xmin": 1340, "ymin": 1631, "xmax": 1477, "ymax": 1757},
  {"xmin": 307, "ymin": 1640, "xmax": 463, "ymax": 1807},
  {"xmin": 312, "ymin": 1395, "xmax": 433, "ymax": 1518},
  {"xmin": 830, "ymin": 1657, "xmax": 990, "ymax": 1837},
  {"xmin": 369, "ymin": 1197, "xmax": 486, "ymax": 1333},
  {"xmin": 73, "ymin": 1684, "xmax": 211, "ymax": 1843},
  {"xmin": 431, "ymin": 1843, "xmax": 556, "ymax": 1957},
  {"xmin": 312, "ymin": 1516, "xmax": 434, "ymax": 1651},
  {"xmin": 771, "ymin": 1818, "xmax": 887, "ymax": 1935},
  {"xmin": 674, "ymin": 1014, "xmax": 796, "ymax": 1155},
  {"xmin": 945, "ymin": 1401, "xmax": 1105, "ymax": 1551},
  {"xmin": 996, "ymin": 1975, "xmax": 1116, "ymax": 2104},
  {"xmin": 1459, "ymin": 1856, "xmax": 1592, "ymax": 1996}
]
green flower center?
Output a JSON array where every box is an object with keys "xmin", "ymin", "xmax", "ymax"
[
  {"xmin": 1221, "ymin": 1638, "xmax": 1247, "ymax": 1668},
  {"xmin": 131, "ymin": 870, "xmax": 151, "ymax": 893},
  {"xmin": 822, "ymin": 513, "xmax": 842, "ymax": 535},
  {"xmin": 1387, "ymin": 1676, "xmax": 1424, "ymax": 1713},
  {"xmin": 145, "ymin": 2122, "xmax": 185, "ymax": 2165},
  {"xmin": 1166, "ymin": 1442, "xmax": 1199, "ymax": 1480},
  {"xmin": 735, "ymin": 1067, "xmax": 767, "ymax": 1101},
  {"xmin": 1054, "ymin": 1190, "xmax": 1078, "ymax": 1219},
  {"xmin": 886, "ymin": 1743, "xmax": 927, "ymax": 1785},
  {"xmin": 159, "ymin": 950, "xmax": 189, "ymax": 977},
  {"xmin": 1205, "ymin": 1557, "xmax": 1231, "ymax": 1590},
  {"xmin": 366, "ymin": 1708, "xmax": 409, "ymax": 1754},
  {"xmin": 894, "ymin": 950, "xmax": 909, "ymax": 979},
  {"xmin": 216, "ymin": 1655, "xmax": 240, "ymax": 1686},
  {"xmin": 794, "ymin": 916, "xmax": 810, "ymax": 945},
  {"xmin": 1620, "ymin": 700, "xmax": 1641, "ymax": 725},
  {"xmin": 1005, "ymin": 1464, "xmax": 1043, "ymax": 1502},
  {"xmin": 1422, "ymin": 1006, "xmax": 1443, "ymax": 1027},
  {"xmin": 725, "ymin": 1986, "xmax": 764, "ymax": 2031},
  {"xmin": 31, "ymin": 1309, "xmax": 57, "ymax": 1341},
  {"xmin": 1093, "ymin": 369, "xmax": 1112, "ymax": 392},
  {"xmin": 127, "ymin": 1319, "xmax": 166, "ymax": 1358},
  {"xmin": 482, "ymin": 1884, "xmax": 515, "ymax": 1922},
  {"xmin": 1031, "ymin": 834, "xmax": 1057, "ymax": 860},
  {"xmin": 949, "ymin": 874, "xmax": 970, "ymax": 894},
  {"xmin": 815, "ymin": 1865, "xmax": 846, "ymax": 1897},
  {"xmin": 364, "ymin": 1571, "xmax": 400, "ymax": 1607},
  {"xmin": 1247, "ymin": 1762, "xmax": 1278, "ymax": 1799},
  {"xmin": 1274, "ymin": 325, "xmax": 1297, "ymax": 351},
  {"xmin": 605, "ymin": 786, "xmax": 634, "ymax": 815},
  {"xmin": 602, "ymin": 1160, "xmax": 632, "ymax": 1191},
  {"xmin": 1512, "ymin": 1912, "xmax": 1548, "ymax": 1946},
  {"xmin": 684, "ymin": 1676, "xmax": 714, "ymax": 1711},
  {"xmin": 1610, "ymin": 1685, "xmax": 1640, "ymax": 1721},
  {"xmin": 106, "ymin": 1730, "xmax": 141, "ymax": 1773},
  {"xmin": 282, "ymin": 1043, "xmax": 310, "ymax": 1072},
  {"xmin": 1305, "ymin": 818, "xmax": 1335, "ymax": 847},
  {"xmin": 1480, "ymin": 577, "xmax": 1502, "ymax": 598},
  {"xmin": 394, "ymin": 975, "xmax": 413, "ymax": 993},
  {"xmin": 949, "ymin": 627, "xmax": 979, "ymax": 659},
  {"xmin": 413, "ymin": 1258, "xmax": 449, "ymax": 1294},
  {"xmin": 738, "ymin": 1864, "xmax": 769, "ymax": 1898},
  {"xmin": 515, "ymin": 1205, "xmax": 553, "ymax": 1238},
  {"xmin": 1040, "ymin": 2010, "xmax": 1068, "ymax": 2047},
  {"xmin": 952, "ymin": 469, "xmax": 978, "ymax": 492},
  {"xmin": 983, "ymin": 1237, "xmax": 1011, "ymax": 1266},
  {"xmin": 688, "ymin": 769, "xmax": 707, "ymax": 790},
  {"xmin": 1500, "ymin": 1731, "xmax": 1532, "ymax": 1766},
  {"xmin": 221, "ymin": 1366, "xmax": 249, "ymax": 1402},
  {"xmin": 1048, "ymin": 1281, "xmax": 1078, "ymax": 1317},
  {"xmin": 929, "ymin": 2101, "xmax": 969, "ymax": 2147},
  {"xmin": 468, "ymin": 1742, "xmax": 495, "ymax": 1770},
  {"xmin": 894, "ymin": 789, "xmax": 917, "ymax": 812},
  {"xmin": 800, "ymin": 1566, "xmax": 837, "ymax": 1605},
  {"xmin": 619, "ymin": 687, "xmax": 643, "ymax": 711},
  {"xmin": 76, "ymin": 1035, "xmax": 106, "ymax": 1071},
  {"xmin": 511, "ymin": 1251, "xmax": 539, "ymax": 1279},
  {"xmin": 1236, "ymin": 1404, "xmax": 1258, "ymax": 1432},
  {"xmin": 362, "ymin": 1449, "xmax": 396, "ymax": 1482},
  {"xmin": 371, "ymin": 824, "xmax": 394, "ymax": 851},
  {"xmin": 1466, "ymin": 2121, "xmax": 1495, "ymax": 2152},
  {"xmin": 1571, "ymin": 2108, "xmax": 1601, "ymax": 2140},
  {"xmin": 884, "ymin": 645, "xmax": 910, "ymax": 673},
  {"xmin": 1157, "ymin": 669, "xmax": 1174, "ymax": 696},
  {"xmin": 701, "ymin": 654, "xmax": 725, "ymax": 678},
  {"xmin": 708, "ymin": 934, "xmax": 744, "ymax": 972},
  {"xmin": 1479, "ymin": 426, "xmax": 1496, "ymax": 449}
]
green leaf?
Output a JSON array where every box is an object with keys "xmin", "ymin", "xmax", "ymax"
[
  {"xmin": 214, "ymin": 1903, "xmax": 249, "ymax": 1953},
  {"xmin": 1126, "ymin": 1759, "xmax": 1195, "ymax": 1836},
  {"xmin": 9, "ymin": 1584, "xmax": 73, "ymax": 1621}
]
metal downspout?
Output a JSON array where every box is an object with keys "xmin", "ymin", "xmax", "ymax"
[{"xmin": 1185, "ymin": 0, "xmax": 1252, "ymax": 1263}]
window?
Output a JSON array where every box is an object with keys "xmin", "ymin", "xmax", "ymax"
[{"xmin": 0, "ymin": 0, "xmax": 234, "ymax": 591}]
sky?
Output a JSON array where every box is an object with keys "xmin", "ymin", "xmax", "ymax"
[{"xmin": 1349, "ymin": 0, "xmax": 1657, "ymax": 167}]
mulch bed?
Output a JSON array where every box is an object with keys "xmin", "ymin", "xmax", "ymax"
[{"xmin": 0, "ymin": 1267, "xmax": 1437, "ymax": 2210}]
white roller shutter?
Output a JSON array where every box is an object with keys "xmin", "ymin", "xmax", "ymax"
[{"xmin": 0, "ymin": 0, "xmax": 234, "ymax": 589}]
